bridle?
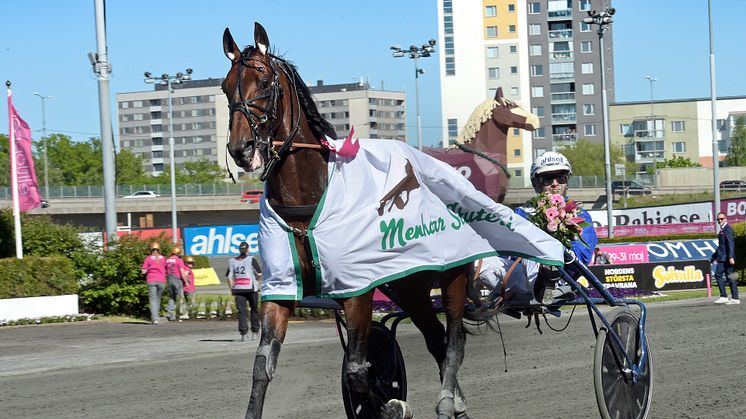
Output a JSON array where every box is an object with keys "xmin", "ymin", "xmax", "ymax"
[{"xmin": 227, "ymin": 48, "xmax": 320, "ymax": 181}]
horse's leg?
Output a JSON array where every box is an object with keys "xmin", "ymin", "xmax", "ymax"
[
  {"xmin": 341, "ymin": 292, "xmax": 412, "ymax": 419},
  {"xmin": 245, "ymin": 300, "xmax": 295, "ymax": 419},
  {"xmin": 388, "ymin": 271, "xmax": 470, "ymax": 418},
  {"xmin": 435, "ymin": 269, "xmax": 469, "ymax": 419}
]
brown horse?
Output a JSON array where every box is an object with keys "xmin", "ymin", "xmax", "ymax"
[{"xmin": 222, "ymin": 22, "xmax": 476, "ymax": 419}]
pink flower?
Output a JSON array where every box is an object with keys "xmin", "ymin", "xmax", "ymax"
[
  {"xmin": 547, "ymin": 219, "xmax": 559, "ymax": 232},
  {"xmin": 564, "ymin": 200, "xmax": 577, "ymax": 212},
  {"xmin": 569, "ymin": 216, "xmax": 586, "ymax": 225},
  {"xmin": 545, "ymin": 207, "xmax": 559, "ymax": 221},
  {"xmin": 550, "ymin": 194, "xmax": 565, "ymax": 206}
]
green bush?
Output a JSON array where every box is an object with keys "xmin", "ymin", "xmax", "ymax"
[
  {"xmin": 192, "ymin": 255, "xmax": 210, "ymax": 269},
  {"xmin": 0, "ymin": 256, "xmax": 77, "ymax": 299}
]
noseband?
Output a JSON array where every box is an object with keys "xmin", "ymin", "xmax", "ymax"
[{"xmin": 227, "ymin": 50, "xmax": 304, "ymax": 181}]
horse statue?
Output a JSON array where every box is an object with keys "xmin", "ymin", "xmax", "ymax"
[
  {"xmin": 426, "ymin": 88, "xmax": 538, "ymax": 203},
  {"xmin": 221, "ymin": 22, "xmax": 563, "ymax": 419}
]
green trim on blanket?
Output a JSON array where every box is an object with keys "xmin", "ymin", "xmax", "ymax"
[
  {"xmin": 287, "ymin": 230, "xmax": 304, "ymax": 301},
  {"xmin": 318, "ymin": 250, "xmax": 498, "ymax": 299},
  {"xmin": 261, "ymin": 294, "xmax": 299, "ymax": 302}
]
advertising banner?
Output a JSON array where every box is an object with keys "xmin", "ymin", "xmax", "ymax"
[
  {"xmin": 602, "ymin": 244, "xmax": 649, "ymax": 265},
  {"xmin": 599, "ymin": 239, "xmax": 718, "ymax": 265},
  {"xmin": 183, "ymin": 224, "xmax": 260, "ymax": 256},
  {"xmin": 583, "ymin": 259, "xmax": 709, "ymax": 292},
  {"xmin": 595, "ymin": 222, "xmax": 715, "ymax": 238},
  {"xmin": 193, "ymin": 268, "xmax": 221, "ymax": 286},
  {"xmin": 588, "ymin": 202, "xmax": 712, "ymax": 227},
  {"xmin": 720, "ymin": 198, "xmax": 746, "ymax": 223}
]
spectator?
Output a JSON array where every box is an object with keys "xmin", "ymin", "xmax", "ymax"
[
  {"xmin": 181, "ymin": 256, "xmax": 196, "ymax": 320},
  {"xmin": 593, "ymin": 247, "xmax": 612, "ymax": 265},
  {"xmin": 227, "ymin": 242, "xmax": 261, "ymax": 340},
  {"xmin": 141, "ymin": 242, "xmax": 167, "ymax": 325},
  {"xmin": 711, "ymin": 212, "xmax": 740, "ymax": 305},
  {"xmin": 165, "ymin": 246, "xmax": 189, "ymax": 321}
]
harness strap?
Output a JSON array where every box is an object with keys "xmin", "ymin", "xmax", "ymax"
[
  {"xmin": 493, "ymin": 257, "xmax": 522, "ymax": 307},
  {"xmin": 273, "ymin": 204, "xmax": 317, "ymax": 218}
]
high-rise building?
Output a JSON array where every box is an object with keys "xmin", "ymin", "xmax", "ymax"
[
  {"xmin": 437, "ymin": 0, "xmax": 614, "ymax": 186},
  {"xmin": 117, "ymin": 79, "xmax": 406, "ymax": 177}
]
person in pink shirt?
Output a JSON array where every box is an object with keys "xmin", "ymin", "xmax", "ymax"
[
  {"xmin": 181, "ymin": 256, "xmax": 197, "ymax": 319},
  {"xmin": 141, "ymin": 242, "xmax": 167, "ymax": 324},
  {"xmin": 165, "ymin": 247, "xmax": 189, "ymax": 321}
]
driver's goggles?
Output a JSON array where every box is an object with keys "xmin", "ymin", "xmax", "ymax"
[{"xmin": 537, "ymin": 173, "xmax": 570, "ymax": 187}]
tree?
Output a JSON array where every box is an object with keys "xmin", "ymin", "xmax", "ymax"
[
  {"xmin": 558, "ymin": 139, "xmax": 632, "ymax": 176},
  {"xmin": 0, "ymin": 134, "xmax": 9, "ymax": 187},
  {"xmin": 727, "ymin": 116, "xmax": 746, "ymax": 166},
  {"xmin": 115, "ymin": 149, "xmax": 147, "ymax": 184},
  {"xmin": 655, "ymin": 156, "xmax": 701, "ymax": 168},
  {"xmin": 179, "ymin": 158, "xmax": 225, "ymax": 183},
  {"xmin": 39, "ymin": 134, "xmax": 103, "ymax": 185}
]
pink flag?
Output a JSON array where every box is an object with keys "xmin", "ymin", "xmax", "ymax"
[{"xmin": 8, "ymin": 96, "xmax": 42, "ymax": 212}]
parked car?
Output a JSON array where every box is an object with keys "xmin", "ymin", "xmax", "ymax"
[
  {"xmin": 719, "ymin": 180, "xmax": 746, "ymax": 192},
  {"xmin": 611, "ymin": 180, "xmax": 652, "ymax": 195},
  {"xmin": 123, "ymin": 190, "xmax": 160, "ymax": 199},
  {"xmin": 241, "ymin": 189, "xmax": 264, "ymax": 204}
]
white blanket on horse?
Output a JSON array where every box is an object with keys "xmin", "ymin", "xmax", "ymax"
[{"xmin": 259, "ymin": 139, "xmax": 564, "ymax": 301}]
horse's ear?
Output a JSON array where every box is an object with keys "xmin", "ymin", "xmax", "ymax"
[
  {"xmin": 223, "ymin": 28, "xmax": 241, "ymax": 62},
  {"xmin": 254, "ymin": 22, "xmax": 269, "ymax": 56},
  {"xmin": 494, "ymin": 87, "xmax": 504, "ymax": 101}
]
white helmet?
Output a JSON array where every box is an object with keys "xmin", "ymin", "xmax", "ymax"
[{"xmin": 531, "ymin": 151, "xmax": 572, "ymax": 191}]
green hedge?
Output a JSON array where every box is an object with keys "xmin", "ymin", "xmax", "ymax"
[{"xmin": 0, "ymin": 256, "xmax": 77, "ymax": 299}]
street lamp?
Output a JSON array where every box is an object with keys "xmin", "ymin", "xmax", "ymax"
[
  {"xmin": 33, "ymin": 92, "xmax": 51, "ymax": 200},
  {"xmin": 584, "ymin": 7, "xmax": 615, "ymax": 238},
  {"xmin": 144, "ymin": 68, "xmax": 193, "ymax": 244},
  {"xmin": 645, "ymin": 75, "xmax": 658, "ymax": 186},
  {"xmin": 391, "ymin": 39, "xmax": 436, "ymax": 151}
]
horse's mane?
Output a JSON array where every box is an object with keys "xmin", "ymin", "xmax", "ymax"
[
  {"xmin": 241, "ymin": 46, "xmax": 337, "ymax": 141},
  {"xmin": 454, "ymin": 98, "xmax": 498, "ymax": 145}
]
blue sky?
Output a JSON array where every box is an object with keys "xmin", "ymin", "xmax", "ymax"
[{"xmin": 1, "ymin": 0, "xmax": 744, "ymax": 149}]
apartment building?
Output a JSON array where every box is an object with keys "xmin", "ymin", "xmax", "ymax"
[
  {"xmin": 437, "ymin": 0, "xmax": 613, "ymax": 186},
  {"xmin": 610, "ymin": 96, "xmax": 746, "ymax": 169},
  {"xmin": 117, "ymin": 79, "xmax": 405, "ymax": 177}
]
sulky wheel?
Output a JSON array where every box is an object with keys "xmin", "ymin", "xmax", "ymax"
[
  {"xmin": 594, "ymin": 308, "xmax": 653, "ymax": 419},
  {"xmin": 341, "ymin": 321, "xmax": 407, "ymax": 419}
]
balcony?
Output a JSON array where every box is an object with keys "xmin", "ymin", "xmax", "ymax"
[
  {"xmin": 550, "ymin": 50, "xmax": 573, "ymax": 61},
  {"xmin": 552, "ymin": 133, "xmax": 577, "ymax": 144},
  {"xmin": 548, "ymin": 29, "xmax": 572, "ymax": 39},
  {"xmin": 549, "ymin": 72, "xmax": 575, "ymax": 81},
  {"xmin": 551, "ymin": 112, "xmax": 577, "ymax": 124},
  {"xmin": 550, "ymin": 92, "xmax": 575, "ymax": 103},
  {"xmin": 634, "ymin": 151, "xmax": 665, "ymax": 164},
  {"xmin": 633, "ymin": 129, "xmax": 665, "ymax": 139},
  {"xmin": 548, "ymin": 9, "xmax": 572, "ymax": 20}
]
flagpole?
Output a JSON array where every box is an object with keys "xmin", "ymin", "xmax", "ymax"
[{"xmin": 6, "ymin": 80, "xmax": 23, "ymax": 259}]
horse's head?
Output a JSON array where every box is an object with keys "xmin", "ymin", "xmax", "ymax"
[
  {"xmin": 491, "ymin": 87, "xmax": 539, "ymax": 131},
  {"xmin": 222, "ymin": 23, "xmax": 283, "ymax": 176}
]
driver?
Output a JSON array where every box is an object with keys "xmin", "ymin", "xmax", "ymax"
[{"xmin": 473, "ymin": 151, "xmax": 597, "ymax": 308}]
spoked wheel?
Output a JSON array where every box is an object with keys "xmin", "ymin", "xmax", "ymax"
[
  {"xmin": 341, "ymin": 321, "xmax": 407, "ymax": 419},
  {"xmin": 594, "ymin": 308, "xmax": 653, "ymax": 419}
]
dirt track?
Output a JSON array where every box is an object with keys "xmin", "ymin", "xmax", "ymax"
[{"xmin": 1, "ymin": 296, "xmax": 744, "ymax": 418}]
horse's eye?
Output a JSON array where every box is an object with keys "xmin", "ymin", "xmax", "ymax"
[{"xmin": 259, "ymin": 80, "xmax": 270, "ymax": 91}]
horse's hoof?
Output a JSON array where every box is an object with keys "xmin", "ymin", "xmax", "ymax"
[
  {"xmin": 455, "ymin": 412, "xmax": 471, "ymax": 419},
  {"xmin": 386, "ymin": 399, "xmax": 413, "ymax": 419}
]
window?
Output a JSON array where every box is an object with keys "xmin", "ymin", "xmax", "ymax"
[
  {"xmin": 531, "ymin": 86, "xmax": 544, "ymax": 97},
  {"xmin": 152, "ymin": 151, "xmax": 163, "ymax": 158},
  {"xmin": 579, "ymin": 0, "xmax": 591, "ymax": 11},
  {"xmin": 486, "ymin": 26, "xmax": 498, "ymax": 37},
  {"xmin": 488, "ymin": 67, "xmax": 500, "ymax": 79},
  {"xmin": 581, "ymin": 41, "xmax": 593, "ymax": 53},
  {"xmin": 530, "ymin": 65, "xmax": 543, "ymax": 76},
  {"xmin": 515, "ymin": 169, "xmax": 523, "ymax": 177},
  {"xmin": 582, "ymin": 83, "xmax": 595, "ymax": 95},
  {"xmin": 486, "ymin": 46, "xmax": 499, "ymax": 58},
  {"xmin": 190, "ymin": 96, "xmax": 198, "ymax": 104},
  {"xmin": 447, "ymin": 118, "xmax": 458, "ymax": 140},
  {"xmin": 510, "ymin": 86, "xmax": 519, "ymax": 95},
  {"xmin": 619, "ymin": 124, "xmax": 632, "ymax": 135},
  {"xmin": 581, "ymin": 62, "xmax": 594, "ymax": 74},
  {"xmin": 509, "ymin": 45, "xmax": 517, "ymax": 53},
  {"xmin": 133, "ymin": 101, "xmax": 143, "ymax": 108},
  {"xmin": 509, "ymin": 25, "xmax": 516, "ymax": 33},
  {"xmin": 673, "ymin": 141, "xmax": 687, "ymax": 153},
  {"xmin": 580, "ymin": 22, "xmax": 592, "ymax": 32},
  {"xmin": 671, "ymin": 121, "xmax": 686, "ymax": 132},
  {"xmin": 529, "ymin": 24, "xmax": 541, "ymax": 35},
  {"xmin": 529, "ymin": 44, "xmax": 542, "ymax": 56},
  {"xmin": 488, "ymin": 88, "xmax": 497, "ymax": 98},
  {"xmin": 445, "ymin": 57, "xmax": 456, "ymax": 76},
  {"xmin": 584, "ymin": 124, "xmax": 596, "ymax": 136},
  {"xmin": 510, "ymin": 66, "xmax": 518, "ymax": 74},
  {"xmin": 485, "ymin": 5, "xmax": 497, "ymax": 17},
  {"xmin": 151, "ymin": 124, "xmax": 162, "ymax": 132},
  {"xmin": 583, "ymin": 103, "xmax": 596, "ymax": 115},
  {"xmin": 514, "ymin": 148, "xmax": 521, "ymax": 156},
  {"xmin": 508, "ymin": 4, "xmax": 515, "ymax": 12},
  {"xmin": 513, "ymin": 128, "xmax": 520, "ymax": 136},
  {"xmin": 532, "ymin": 106, "xmax": 545, "ymax": 118},
  {"xmin": 528, "ymin": 2, "xmax": 541, "ymax": 14},
  {"xmin": 121, "ymin": 102, "xmax": 129, "ymax": 109},
  {"xmin": 533, "ymin": 128, "xmax": 546, "ymax": 138}
]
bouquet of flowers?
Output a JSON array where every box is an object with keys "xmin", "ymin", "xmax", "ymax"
[{"xmin": 525, "ymin": 192, "xmax": 591, "ymax": 248}]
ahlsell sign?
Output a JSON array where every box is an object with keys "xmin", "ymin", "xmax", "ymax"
[
  {"xmin": 183, "ymin": 224, "xmax": 260, "ymax": 256},
  {"xmin": 583, "ymin": 260, "xmax": 709, "ymax": 292},
  {"xmin": 588, "ymin": 202, "xmax": 712, "ymax": 227}
]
